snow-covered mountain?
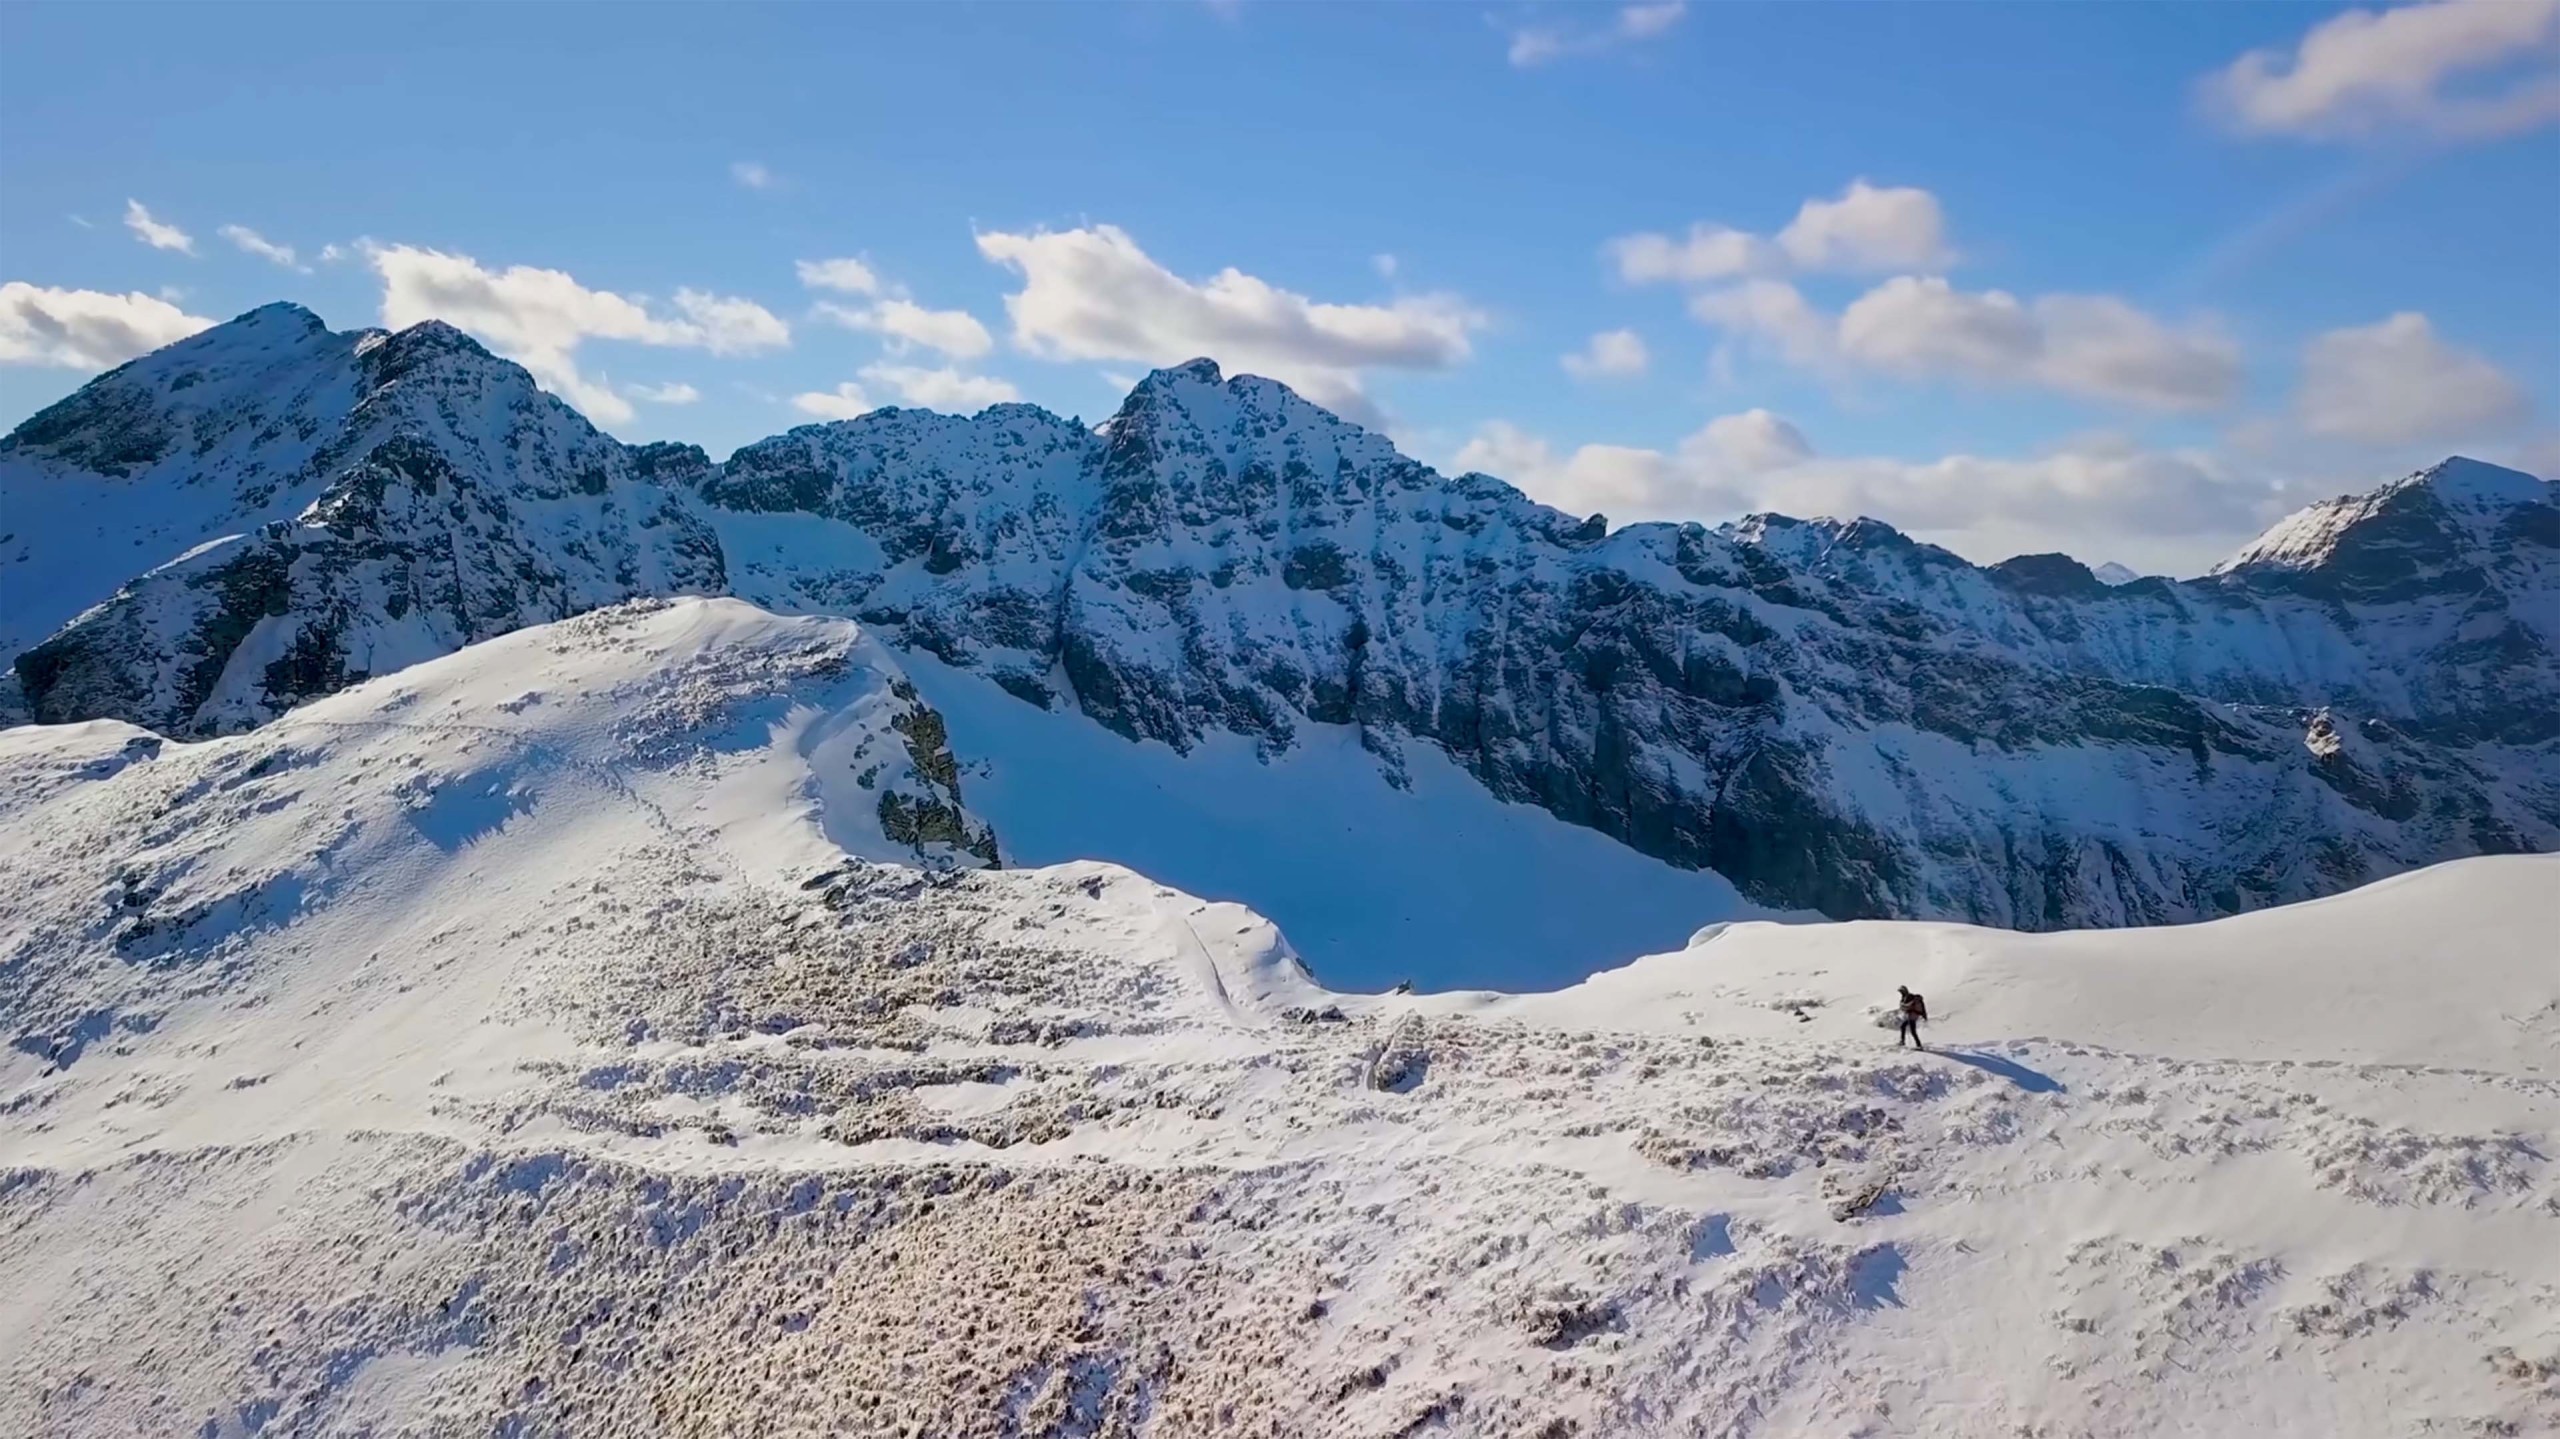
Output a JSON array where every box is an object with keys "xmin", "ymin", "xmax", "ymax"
[
  {"xmin": 5, "ymin": 306, "xmax": 2554, "ymax": 937},
  {"xmin": 2, "ymin": 307, "xmax": 722, "ymax": 734},
  {"xmin": 4, "ymin": 599, "xmax": 2554, "ymax": 1437}
]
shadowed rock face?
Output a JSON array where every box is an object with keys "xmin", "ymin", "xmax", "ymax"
[{"xmin": 7, "ymin": 312, "xmax": 2555, "ymax": 928}]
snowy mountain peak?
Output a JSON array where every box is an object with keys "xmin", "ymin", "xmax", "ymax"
[
  {"xmin": 2410, "ymin": 454, "xmax": 2550, "ymax": 511},
  {"xmin": 6, "ymin": 314, "xmax": 2556, "ymax": 934},
  {"xmin": 224, "ymin": 298, "xmax": 332, "ymax": 334},
  {"xmin": 2214, "ymin": 456, "xmax": 2555, "ymax": 606},
  {"xmin": 357, "ymin": 316, "xmax": 500, "ymax": 380},
  {"xmin": 1150, "ymin": 355, "xmax": 1227, "ymax": 386},
  {"xmin": 7, "ymin": 308, "xmax": 724, "ymax": 733}
]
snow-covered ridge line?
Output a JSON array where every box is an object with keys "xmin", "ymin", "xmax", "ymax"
[
  {"xmin": 4, "ymin": 304, "xmax": 2556, "ymax": 933},
  {"xmin": 2, "ymin": 598, "xmax": 2554, "ymax": 1435}
]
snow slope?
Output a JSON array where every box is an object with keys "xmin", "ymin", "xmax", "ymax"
[
  {"xmin": 897, "ymin": 650, "xmax": 1794, "ymax": 993},
  {"xmin": 4, "ymin": 599, "xmax": 2555, "ymax": 1437}
]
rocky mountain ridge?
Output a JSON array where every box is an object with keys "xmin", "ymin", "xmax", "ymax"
[{"xmin": 5, "ymin": 304, "xmax": 2553, "ymax": 928}]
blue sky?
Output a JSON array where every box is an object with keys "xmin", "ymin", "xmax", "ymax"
[{"xmin": 4, "ymin": 0, "xmax": 2555, "ymax": 572}]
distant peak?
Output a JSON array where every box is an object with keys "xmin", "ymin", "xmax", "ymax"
[
  {"xmin": 2213, "ymin": 455, "xmax": 2552, "ymax": 596},
  {"xmin": 2406, "ymin": 456, "xmax": 2549, "ymax": 510},
  {"xmin": 1821, "ymin": 515, "xmax": 1920, "ymax": 552},
  {"xmin": 1147, "ymin": 357, "xmax": 1224, "ymax": 386},
  {"xmin": 363, "ymin": 319, "xmax": 499, "ymax": 379},
  {"xmin": 390, "ymin": 318, "xmax": 490, "ymax": 354},
  {"xmin": 229, "ymin": 300, "xmax": 327, "ymax": 330},
  {"xmin": 1988, "ymin": 551, "xmax": 2105, "ymax": 598}
]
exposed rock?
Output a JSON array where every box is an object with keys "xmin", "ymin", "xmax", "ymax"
[{"xmin": 6, "ymin": 314, "xmax": 2553, "ymax": 928}]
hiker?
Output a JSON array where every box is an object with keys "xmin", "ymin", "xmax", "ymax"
[{"xmin": 1896, "ymin": 985, "xmax": 1928, "ymax": 1050}]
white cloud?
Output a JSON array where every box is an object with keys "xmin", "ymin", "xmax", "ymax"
[
  {"xmin": 1456, "ymin": 412, "xmax": 2285, "ymax": 572},
  {"xmin": 1611, "ymin": 180, "xmax": 1952, "ymax": 283},
  {"xmin": 217, "ymin": 224, "xmax": 308, "ymax": 272},
  {"xmin": 1618, "ymin": 1, "xmax": 1685, "ymax": 38},
  {"xmin": 0, "ymin": 282, "xmax": 213, "ymax": 370},
  {"xmin": 791, "ymin": 381, "xmax": 874, "ymax": 420},
  {"xmin": 731, "ymin": 160, "xmax": 777, "ymax": 190},
  {"xmin": 627, "ymin": 381, "xmax": 701, "ymax": 406},
  {"xmin": 1507, "ymin": 1, "xmax": 1687, "ymax": 66},
  {"xmin": 974, "ymin": 223, "xmax": 1482, "ymax": 418},
  {"xmin": 815, "ymin": 297, "xmax": 995, "ymax": 360},
  {"xmin": 1694, "ymin": 407, "xmax": 1815, "ymax": 473},
  {"xmin": 669, "ymin": 288, "xmax": 792, "ymax": 355},
  {"xmin": 857, "ymin": 362, "xmax": 1022, "ymax": 411},
  {"xmin": 1372, "ymin": 253, "xmax": 1400, "ymax": 279},
  {"xmin": 2295, "ymin": 312, "xmax": 2530, "ymax": 444},
  {"xmin": 1452, "ymin": 408, "xmax": 1807, "ymax": 521},
  {"xmin": 365, "ymin": 242, "xmax": 791, "ymax": 425},
  {"xmin": 318, "ymin": 243, "xmax": 348, "ymax": 265},
  {"xmin": 1776, "ymin": 180, "xmax": 1955, "ymax": 274},
  {"xmin": 796, "ymin": 257, "xmax": 881, "ymax": 295},
  {"xmin": 123, "ymin": 199, "xmax": 194, "ymax": 255},
  {"xmin": 1695, "ymin": 274, "xmax": 2239, "ymax": 411},
  {"xmin": 1454, "ymin": 421, "xmax": 1690, "ymax": 518},
  {"xmin": 2206, "ymin": 0, "xmax": 2560, "ymax": 140},
  {"xmin": 1613, "ymin": 225, "xmax": 1777, "ymax": 285},
  {"xmin": 1689, "ymin": 279, "xmax": 1834, "ymax": 367},
  {"xmin": 799, "ymin": 254, "xmax": 1008, "ymax": 399},
  {"xmin": 1561, "ymin": 328, "xmax": 1650, "ymax": 379}
]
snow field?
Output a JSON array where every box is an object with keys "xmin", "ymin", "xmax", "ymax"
[{"xmin": 1, "ymin": 599, "xmax": 2554, "ymax": 1437}]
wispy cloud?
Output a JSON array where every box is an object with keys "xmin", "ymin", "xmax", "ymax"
[
  {"xmin": 731, "ymin": 160, "xmax": 778, "ymax": 190},
  {"xmin": 1610, "ymin": 180, "xmax": 1955, "ymax": 284},
  {"xmin": 1506, "ymin": 1, "xmax": 1686, "ymax": 67},
  {"xmin": 796, "ymin": 257, "xmax": 881, "ymax": 295},
  {"xmin": 123, "ymin": 199, "xmax": 194, "ymax": 254},
  {"xmin": 218, "ymin": 224, "xmax": 310, "ymax": 272},
  {"xmin": 813, "ymin": 298, "xmax": 994, "ymax": 360}
]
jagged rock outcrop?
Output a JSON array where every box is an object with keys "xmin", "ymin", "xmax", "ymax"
[{"xmin": 5, "ymin": 309, "xmax": 2553, "ymax": 926}]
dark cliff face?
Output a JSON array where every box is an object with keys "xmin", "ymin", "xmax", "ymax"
[{"xmin": 6, "ymin": 312, "xmax": 2554, "ymax": 929}]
